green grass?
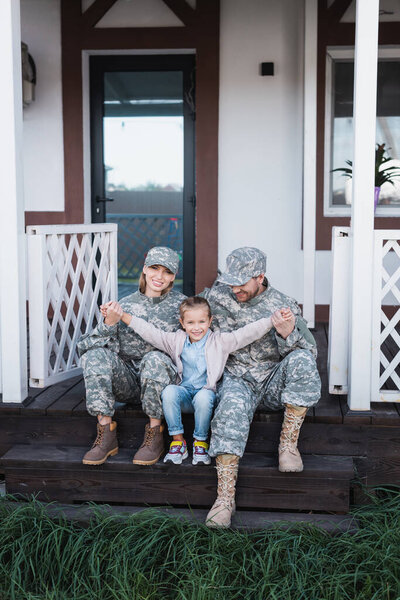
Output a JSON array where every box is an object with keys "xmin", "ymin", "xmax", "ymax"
[{"xmin": 0, "ymin": 491, "xmax": 400, "ymax": 600}]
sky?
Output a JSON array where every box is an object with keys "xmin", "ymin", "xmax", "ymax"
[{"xmin": 103, "ymin": 116, "xmax": 184, "ymax": 190}]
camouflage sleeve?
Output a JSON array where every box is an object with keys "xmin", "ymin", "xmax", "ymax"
[
  {"xmin": 197, "ymin": 287, "xmax": 211, "ymax": 299},
  {"xmin": 76, "ymin": 319, "xmax": 120, "ymax": 357},
  {"xmin": 275, "ymin": 315, "xmax": 317, "ymax": 359}
]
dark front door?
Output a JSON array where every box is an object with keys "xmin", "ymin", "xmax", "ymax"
[{"xmin": 90, "ymin": 55, "xmax": 195, "ymax": 297}]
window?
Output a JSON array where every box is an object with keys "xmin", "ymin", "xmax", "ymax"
[{"xmin": 324, "ymin": 47, "xmax": 400, "ymax": 216}]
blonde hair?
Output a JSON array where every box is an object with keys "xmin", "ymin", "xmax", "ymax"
[
  {"xmin": 179, "ymin": 296, "xmax": 211, "ymax": 320},
  {"xmin": 139, "ymin": 268, "xmax": 174, "ymax": 295}
]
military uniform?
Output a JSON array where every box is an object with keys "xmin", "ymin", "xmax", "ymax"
[
  {"xmin": 202, "ymin": 251, "xmax": 321, "ymax": 458},
  {"xmin": 78, "ymin": 289, "xmax": 185, "ymax": 418},
  {"xmin": 77, "ymin": 247, "xmax": 185, "ymax": 419}
]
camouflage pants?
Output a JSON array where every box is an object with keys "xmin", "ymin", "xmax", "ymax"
[
  {"xmin": 81, "ymin": 348, "xmax": 176, "ymax": 419},
  {"xmin": 209, "ymin": 349, "xmax": 321, "ymax": 458}
]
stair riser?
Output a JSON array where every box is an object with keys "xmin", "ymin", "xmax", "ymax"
[
  {"xmin": 0, "ymin": 416, "xmax": 369, "ymax": 458},
  {"xmin": 4, "ymin": 468, "xmax": 351, "ymax": 512}
]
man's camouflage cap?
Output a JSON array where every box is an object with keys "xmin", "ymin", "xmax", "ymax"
[
  {"xmin": 144, "ymin": 246, "xmax": 180, "ymax": 274},
  {"xmin": 217, "ymin": 247, "xmax": 267, "ymax": 286}
]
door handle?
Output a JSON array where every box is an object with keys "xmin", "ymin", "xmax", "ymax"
[{"xmin": 96, "ymin": 196, "xmax": 114, "ymax": 203}]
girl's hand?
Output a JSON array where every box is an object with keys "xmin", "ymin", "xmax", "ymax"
[
  {"xmin": 100, "ymin": 301, "xmax": 113, "ymax": 319},
  {"xmin": 271, "ymin": 308, "xmax": 295, "ymax": 339},
  {"xmin": 104, "ymin": 301, "xmax": 123, "ymax": 326}
]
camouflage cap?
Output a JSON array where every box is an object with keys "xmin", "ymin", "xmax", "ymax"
[
  {"xmin": 217, "ymin": 247, "xmax": 267, "ymax": 286},
  {"xmin": 144, "ymin": 246, "xmax": 180, "ymax": 274}
]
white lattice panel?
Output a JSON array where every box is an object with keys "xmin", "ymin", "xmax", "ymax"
[
  {"xmin": 27, "ymin": 224, "xmax": 118, "ymax": 387},
  {"xmin": 371, "ymin": 231, "xmax": 400, "ymax": 402}
]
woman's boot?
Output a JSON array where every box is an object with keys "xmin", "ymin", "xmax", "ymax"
[
  {"xmin": 82, "ymin": 421, "xmax": 118, "ymax": 465},
  {"xmin": 278, "ymin": 405, "xmax": 307, "ymax": 472},
  {"xmin": 206, "ymin": 454, "xmax": 239, "ymax": 528}
]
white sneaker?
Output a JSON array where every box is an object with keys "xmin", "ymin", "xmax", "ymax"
[
  {"xmin": 163, "ymin": 440, "xmax": 188, "ymax": 464},
  {"xmin": 192, "ymin": 441, "xmax": 211, "ymax": 465}
]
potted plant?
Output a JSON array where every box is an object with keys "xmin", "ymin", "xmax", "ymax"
[{"xmin": 332, "ymin": 143, "xmax": 400, "ymax": 211}]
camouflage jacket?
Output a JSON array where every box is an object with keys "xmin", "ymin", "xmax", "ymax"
[
  {"xmin": 202, "ymin": 283, "xmax": 317, "ymax": 383},
  {"xmin": 77, "ymin": 289, "xmax": 186, "ymax": 365}
]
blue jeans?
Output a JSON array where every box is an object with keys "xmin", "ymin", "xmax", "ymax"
[{"xmin": 161, "ymin": 384, "xmax": 216, "ymax": 441}]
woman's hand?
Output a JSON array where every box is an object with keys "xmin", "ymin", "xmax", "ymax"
[
  {"xmin": 104, "ymin": 301, "xmax": 123, "ymax": 326},
  {"xmin": 271, "ymin": 307, "xmax": 295, "ymax": 339}
]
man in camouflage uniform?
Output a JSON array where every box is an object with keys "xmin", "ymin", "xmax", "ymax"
[
  {"xmin": 203, "ymin": 247, "xmax": 321, "ymax": 527},
  {"xmin": 77, "ymin": 247, "xmax": 185, "ymax": 466}
]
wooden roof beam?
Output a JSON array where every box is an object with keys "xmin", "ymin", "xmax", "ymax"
[
  {"xmin": 82, "ymin": 0, "xmax": 119, "ymax": 28},
  {"xmin": 328, "ymin": 0, "xmax": 353, "ymax": 24},
  {"xmin": 162, "ymin": 0, "xmax": 196, "ymax": 27}
]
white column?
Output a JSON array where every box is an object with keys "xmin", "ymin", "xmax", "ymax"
[
  {"xmin": 348, "ymin": 0, "xmax": 379, "ymax": 410},
  {"xmin": 302, "ymin": 0, "xmax": 318, "ymax": 328},
  {"xmin": 0, "ymin": 0, "xmax": 28, "ymax": 402}
]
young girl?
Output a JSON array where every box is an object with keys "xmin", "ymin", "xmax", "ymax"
[{"xmin": 105, "ymin": 296, "xmax": 274, "ymax": 465}]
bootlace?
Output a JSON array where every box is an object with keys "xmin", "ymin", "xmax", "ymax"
[
  {"xmin": 279, "ymin": 411, "xmax": 305, "ymax": 452},
  {"xmin": 142, "ymin": 426, "xmax": 156, "ymax": 447},
  {"xmin": 215, "ymin": 462, "xmax": 237, "ymax": 510},
  {"xmin": 92, "ymin": 424, "xmax": 105, "ymax": 448}
]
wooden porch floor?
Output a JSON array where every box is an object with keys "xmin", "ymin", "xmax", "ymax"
[{"xmin": 1, "ymin": 323, "xmax": 399, "ymax": 427}]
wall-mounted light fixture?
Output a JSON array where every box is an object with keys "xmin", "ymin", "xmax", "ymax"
[
  {"xmin": 21, "ymin": 42, "xmax": 36, "ymax": 107},
  {"xmin": 260, "ymin": 62, "xmax": 274, "ymax": 76}
]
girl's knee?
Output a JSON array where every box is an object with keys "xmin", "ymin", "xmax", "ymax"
[
  {"xmin": 194, "ymin": 390, "xmax": 215, "ymax": 409},
  {"xmin": 161, "ymin": 385, "xmax": 180, "ymax": 405}
]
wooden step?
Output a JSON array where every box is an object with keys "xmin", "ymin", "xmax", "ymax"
[
  {"xmin": 0, "ymin": 413, "xmax": 369, "ymax": 461},
  {"xmin": 1, "ymin": 500, "xmax": 359, "ymax": 533},
  {"xmin": 1, "ymin": 445, "xmax": 354, "ymax": 513}
]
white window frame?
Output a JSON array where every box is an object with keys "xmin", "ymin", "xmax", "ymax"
[{"xmin": 324, "ymin": 46, "xmax": 400, "ymax": 217}]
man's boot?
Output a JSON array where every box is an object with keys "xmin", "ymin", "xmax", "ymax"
[
  {"xmin": 205, "ymin": 454, "xmax": 239, "ymax": 528},
  {"xmin": 278, "ymin": 405, "xmax": 307, "ymax": 472},
  {"xmin": 82, "ymin": 421, "xmax": 118, "ymax": 465},
  {"xmin": 132, "ymin": 423, "xmax": 164, "ymax": 465}
]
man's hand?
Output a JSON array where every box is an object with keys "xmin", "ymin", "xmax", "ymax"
[
  {"xmin": 103, "ymin": 301, "xmax": 123, "ymax": 326},
  {"xmin": 271, "ymin": 307, "xmax": 295, "ymax": 339}
]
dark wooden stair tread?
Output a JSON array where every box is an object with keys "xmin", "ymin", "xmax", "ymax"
[
  {"xmin": 1, "ymin": 444, "xmax": 354, "ymax": 478},
  {"xmin": 1, "ymin": 499, "xmax": 359, "ymax": 533}
]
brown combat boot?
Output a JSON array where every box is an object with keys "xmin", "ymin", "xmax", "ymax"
[
  {"xmin": 132, "ymin": 423, "xmax": 164, "ymax": 465},
  {"xmin": 82, "ymin": 421, "xmax": 118, "ymax": 465},
  {"xmin": 206, "ymin": 454, "xmax": 239, "ymax": 528},
  {"xmin": 278, "ymin": 405, "xmax": 307, "ymax": 472}
]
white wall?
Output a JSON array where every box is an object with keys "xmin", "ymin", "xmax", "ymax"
[
  {"xmin": 20, "ymin": 0, "xmax": 64, "ymax": 212},
  {"xmin": 218, "ymin": 0, "xmax": 331, "ymax": 305},
  {"xmin": 18, "ymin": 0, "xmax": 333, "ymax": 303}
]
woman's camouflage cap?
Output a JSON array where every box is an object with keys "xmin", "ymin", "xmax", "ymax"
[
  {"xmin": 144, "ymin": 246, "xmax": 180, "ymax": 274},
  {"xmin": 217, "ymin": 247, "xmax": 267, "ymax": 286}
]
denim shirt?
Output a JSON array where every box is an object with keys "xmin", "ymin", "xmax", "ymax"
[{"xmin": 180, "ymin": 330, "xmax": 210, "ymax": 390}]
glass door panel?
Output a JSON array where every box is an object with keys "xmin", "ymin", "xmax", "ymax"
[{"xmin": 90, "ymin": 56, "xmax": 195, "ymax": 297}]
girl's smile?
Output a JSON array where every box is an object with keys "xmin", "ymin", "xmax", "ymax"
[{"xmin": 180, "ymin": 308, "xmax": 212, "ymax": 343}]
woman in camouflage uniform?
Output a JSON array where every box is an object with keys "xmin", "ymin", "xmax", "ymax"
[{"xmin": 77, "ymin": 246, "xmax": 185, "ymax": 466}]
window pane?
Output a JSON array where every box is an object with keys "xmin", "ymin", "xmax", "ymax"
[{"xmin": 330, "ymin": 60, "xmax": 400, "ymax": 208}]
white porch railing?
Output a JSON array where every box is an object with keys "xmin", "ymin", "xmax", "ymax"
[
  {"xmin": 27, "ymin": 224, "xmax": 118, "ymax": 388},
  {"xmin": 329, "ymin": 227, "xmax": 400, "ymax": 406},
  {"xmin": 371, "ymin": 231, "xmax": 400, "ymax": 402}
]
